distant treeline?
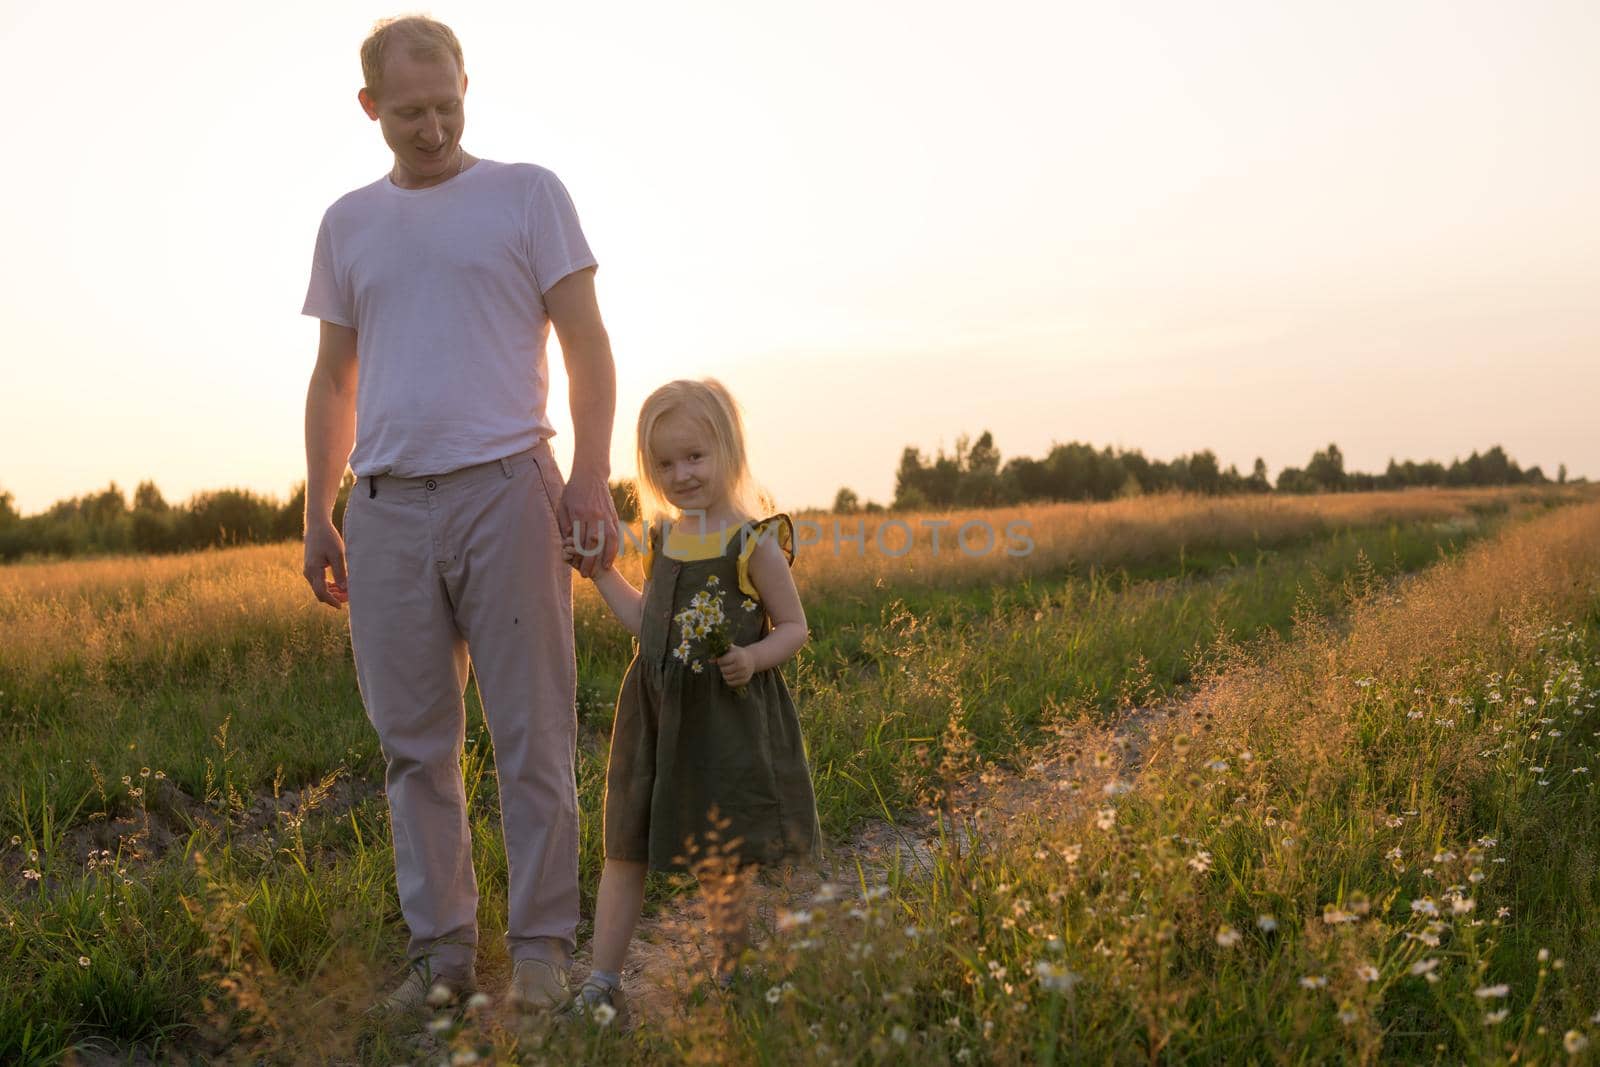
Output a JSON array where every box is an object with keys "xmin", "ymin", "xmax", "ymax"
[
  {"xmin": 0, "ymin": 475, "xmax": 640, "ymax": 563},
  {"xmin": 847, "ymin": 434, "xmax": 1568, "ymax": 512},
  {"xmin": 0, "ymin": 480, "xmax": 353, "ymax": 563},
  {"xmin": 0, "ymin": 440, "xmax": 1574, "ymax": 562}
]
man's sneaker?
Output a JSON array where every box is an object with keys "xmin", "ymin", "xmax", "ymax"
[
  {"xmin": 570, "ymin": 977, "xmax": 630, "ymax": 1028},
  {"xmin": 373, "ymin": 963, "xmax": 477, "ymax": 1016},
  {"xmin": 504, "ymin": 956, "xmax": 571, "ymax": 1013}
]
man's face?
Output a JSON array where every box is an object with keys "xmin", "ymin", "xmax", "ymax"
[{"xmin": 359, "ymin": 51, "xmax": 467, "ymax": 185}]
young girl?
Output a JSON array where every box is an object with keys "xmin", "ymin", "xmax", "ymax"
[{"xmin": 565, "ymin": 378, "xmax": 820, "ymax": 1021}]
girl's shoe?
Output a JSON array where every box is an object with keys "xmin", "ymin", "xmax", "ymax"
[{"xmin": 571, "ymin": 977, "xmax": 631, "ymax": 1028}]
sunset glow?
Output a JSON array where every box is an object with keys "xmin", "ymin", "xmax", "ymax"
[{"xmin": 2, "ymin": 0, "xmax": 1596, "ymax": 515}]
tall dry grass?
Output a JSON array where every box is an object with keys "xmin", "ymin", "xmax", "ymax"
[{"xmin": 3, "ymin": 486, "xmax": 1563, "ymax": 681}]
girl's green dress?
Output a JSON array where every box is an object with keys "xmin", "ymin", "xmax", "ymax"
[{"xmin": 602, "ymin": 514, "xmax": 822, "ymax": 873}]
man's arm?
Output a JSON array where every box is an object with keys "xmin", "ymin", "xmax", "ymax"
[
  {"xmin": 546, "ymin": 267, "xmax": 620, "ymax": 577},
  {"xmin": 303, "ymin": 320, "xmax": 358, "ymax": 608}
]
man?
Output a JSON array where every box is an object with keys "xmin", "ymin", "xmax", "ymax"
[{"xmin": 300, "ymin": 15, "xmax": 620, "ymax": 1015}]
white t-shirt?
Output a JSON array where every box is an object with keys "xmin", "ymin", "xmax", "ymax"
[{"xmin": 302, "ymin": 160, "xmax": 597, "ymax": 478}]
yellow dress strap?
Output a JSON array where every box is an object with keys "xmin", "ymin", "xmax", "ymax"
[
  {"xmin": 736, "ymin": 514, "xmax": 796, "ymax": 599},
  {"xmin": 642, "ymin": 520, "xmax": 662, "ymax": 581}
]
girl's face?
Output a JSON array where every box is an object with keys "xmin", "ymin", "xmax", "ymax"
[{"xmin": 649, "ymin": 411, "xmax": 723, "ymax": 514}]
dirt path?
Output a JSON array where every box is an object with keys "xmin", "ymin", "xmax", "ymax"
[{"xmin": 597, "ymin": 693, "xmax": 1197, "ymax": 1028}]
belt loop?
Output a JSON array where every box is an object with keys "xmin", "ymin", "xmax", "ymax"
[
  {"xmin": 501, "ymin": 457, "xmax": 513, "ymax": 479},
  {"xmin": 368, "ymin": 475, "xmax": 377, "ymax": 499}
]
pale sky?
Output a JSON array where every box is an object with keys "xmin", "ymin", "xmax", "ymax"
[{"xmin": 3, "ymin": 0, "xmax": 1597, "ymax": 515}]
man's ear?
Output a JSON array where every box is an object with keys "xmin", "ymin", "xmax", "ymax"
[{"xmin": 358, "ymin": 87, "xmax": 379, "ymax": 121}]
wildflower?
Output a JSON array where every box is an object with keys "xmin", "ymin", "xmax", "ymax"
[
  {"xmin": 1215, "ymin": 925, "xmax": 1241, "ymax": 948},
  {"xmin": 78, "ymin": 956, "xmax": 90, "ymax": 968},
  {"xmin": 7, "ymin": 836, "xmax": 17, "ymax": 847},
  {"xmin": 1496, "ymin": 906, "xmax": 1512, "ymax": 919},
  {"xmin": 1484, "ymin": 1009, "xmax": 1509, "ymax": 1024},
  {"xmin": 741, "ymin": 598, "xmax": 757, "ymax": 612},
  {"xmin": 21, "ymin": 869, "xmax": 40, "ymax": 882},
  {"xmin": 1356, "ymin": 964, "xmax": 1379, "ymax": 983},
  {"xmin": 1410, "ymin": 958, "xmax": 1440, "ymax": 977},
  {"xmin": 814, "ymin": 882, "xmax": 844, "ymax": 904},
  {"xmin": 707, "ymin": 575, "xmax": 720, "ymax": 586},
  {"xmin": 426, "ymin": 1017, "xmax": 454, "ymax": 1035},
  {"xmin": 153, "ymin": 771, "xmax": 165, "ymax": 781},
  {"xmin": 466, "ymin": 992, "xmax": 492, "ymax": 1011},
  {"xmin": 592, "ymin": 1001, "xmax": 617, "ymax": 1026},
  {"xmin": 864, "ymin": 885, "xmax": 890, "ymax": 902},
  {"xmin": 1410, "ymin": 897, "xmax": 1439, "ymax": 917},
  {"xmin": 777, "ymin": 909, "xmax": 813, "ymax": 931},
  {"xmin": 1322, "ymin": 905, "xmax": 1357, "ymax": 925},
  {"xmin": 766, "ymin": 986, "xmax": 783, "ymax": 1004},
  {"xmin": 1407, "ymin": 709, "xmax": 1424, "ymax": 720},
  {"xmin": 1386, "ymin": 815, "xmax": 1405, "ymax": 828},
  {"xmin": 1474, "ymin": 984, "xmax": 1510, "ymax": 999},
  {"xmin": 450, "ymin": 1051, "xmax": 480, "ymax": 1066},
  {"xmin": 1299, "ymin": 975, "xmax": 1328, "ymax": 989},
  {"xmin": 1034, "ymin": 961, "xmax": 1077, "ymax": 992},
  {"xmin": 891, "ymin": 1025, "xmax": 909, "ymax": 1045},
  {"xmin": 1206, "ymin": 759, "xmax": 1229, "ymax": 773},
  {"xmin": 426, "ymin": 982, "xmax": 454, "ymax": 1007},
  {"xmin": 691, "ymin": 661, "xmax": 704, "ymax": 674},
  {"xmin": 1256, "ymin": 914, "xmax": 1278, "ymax": 933},
  {"xmin": 1539, "ymin": 948, "xmax": 1551, "ymax": 963},
  {"xmin": 1338, "ymin": 1005, "xmax": 1359, "ymax": 1025},
  {"xmin": 1095, "ymin": 808, "xmax": 1116, "ymax": 831},
  {"xmin": 1188, "ymin": 851, "xmax": 1213, "ymax": 873},
  {"xmin": 1567, "ymin": 1032, "xmax": 1591, "ymax": 1055},
  {"xmin": 1450, "ymin": 896, "xmax": 1476, "ymax": 916}
]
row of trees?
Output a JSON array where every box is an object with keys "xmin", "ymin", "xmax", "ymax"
[
  {"xmin": 867, "ymin": 434, "xmax": 1567, "ymax": 511},
  {"xmin": 0, "ymin": 474, "xmax": 643, "ymax": 563},
  {"xmin": 0, "ymin": 480, "xmax": 353, "ymax": 563},
  {"xmin": 0, "ymin": 440, "xmax": 1573, "ymax": 561}
]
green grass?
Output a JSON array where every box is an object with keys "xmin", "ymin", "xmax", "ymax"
[{"xmin": 0, "ymin": 499, "xmax": 1584, "ymax": 1063}]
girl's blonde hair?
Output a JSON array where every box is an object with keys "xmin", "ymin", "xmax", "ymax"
[{"xmin": 636, "ymin": 378, "xmax": 772, "ymax": 524}]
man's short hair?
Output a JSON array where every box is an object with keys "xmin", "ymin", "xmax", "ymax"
[{"xmin": 360, "ymin": 15, "xmax": 465, "ymax": 99}]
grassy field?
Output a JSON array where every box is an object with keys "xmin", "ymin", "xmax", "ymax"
[{"xmin": 1, "ymin": 485, "xmax": 1596, "ymax": 1063}]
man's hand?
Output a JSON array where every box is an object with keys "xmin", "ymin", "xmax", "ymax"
[
  {"xmin": 304, "ymin": 520, "xmax": 349, "ymax": 608},
  {"xmin": 558, "ymin": 470, "xmax": 620, "ymax": 578},
  {"xmin": 715, "ymin": 645, "xmax": 755, "ymax": 688}
]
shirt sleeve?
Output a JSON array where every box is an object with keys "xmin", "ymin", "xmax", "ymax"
[
  {"xmin": 526, "ymin": 169, "xmax": 599, "ymax": 296},
  {"xmin": 301, "ymin": 212, "xmax": 354, "ymax": 327}
]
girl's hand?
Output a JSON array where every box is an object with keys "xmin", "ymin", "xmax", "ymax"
[
  {"xmin": 715, "ymin": 645, "xmax": 755, "ymax": 688},
  {"xmin": 561, "ymin": 536, "xmax": 586, "ymax": 572}
]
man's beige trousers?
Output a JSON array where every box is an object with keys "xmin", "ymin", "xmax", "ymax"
[{"xmin": 343, "ymin": 440, "xmax": 577, "ymax": 973}]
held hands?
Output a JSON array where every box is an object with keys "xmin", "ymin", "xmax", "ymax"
[
  {"xmin": 558, "ymin": 469, "xmax": 620, "ymax": 579},
  {"xmin": 715, "ymin": 644, "xmax": 755, "ymax": 688},
  {"xmin": 561, "ymin": 535, "xmax": 608, "ymax": 574}
]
